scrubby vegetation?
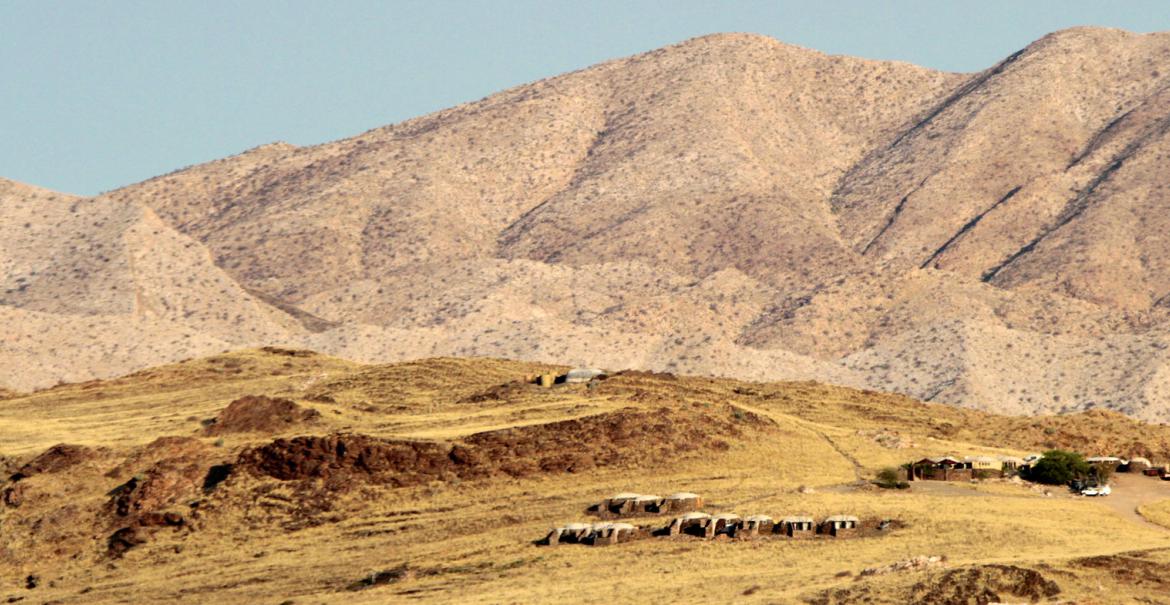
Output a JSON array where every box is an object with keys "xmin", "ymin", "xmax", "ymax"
[{"xmin": 875, "ymin": 467, "xmax": 910, "ymax": 489}]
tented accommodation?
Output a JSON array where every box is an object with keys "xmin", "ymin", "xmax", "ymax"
[
  {"xmin": 669, "ymin": 512, "xmax": 711, "ymax": 537},
  {"xmin": 602, "ymin": 492, "xmax": 642, "ymax": 516},
  {"xmin": 707, "ymin": 513, "xmax": 741, "ymax": 538},
  {"xmin": 663, "ymin": 492, "xmax": 703, "ymax": 513},
  {"xmin": 820, "ymin": 515, "xmax": 859, "ymax": 538},
  {"xmin": 633, "ymin": 494, "xmax": 665, "ymax": 514},
  {"xmin": 738, "ymin": 515, "xmax": 773, "ymax": 538},
  {"xmin": 545, "ymin": 522, "xmax": 592, "ymax": 546},
  {"xmin": 590, "ymin": 522, "xmax": 637, "ymax": 545},
  {"xmin": 779, "ymin": 516, "xmax": 815, "ymax": 538},
  {"xmin": 1124, "ymin": 457, "xmax": 1152, "ymax": 473},
  {"xmin": 564, "ymin": 368, "xmax": 606, "ymax": 383}
]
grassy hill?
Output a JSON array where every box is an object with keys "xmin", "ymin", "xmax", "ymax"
[{"xmin": 2, "ymin": 348, "xmax": 1170, "ymax": 603}]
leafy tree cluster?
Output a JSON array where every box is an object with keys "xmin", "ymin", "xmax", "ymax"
[{"xmin": 1023, "ymin": 450, "xmax": 1091, "ymax": 485}]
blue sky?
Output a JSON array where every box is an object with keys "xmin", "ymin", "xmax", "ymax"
[{"xmin": 3, "ymin": 1, "xmax": 1170, "ymax": 195}]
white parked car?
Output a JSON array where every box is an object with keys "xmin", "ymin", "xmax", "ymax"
[{"xmin": 1081, "ymin": 485, "xmax": 1111, "ymax": 497}]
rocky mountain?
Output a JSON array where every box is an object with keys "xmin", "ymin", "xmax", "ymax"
[{"xmin": 5, "ymin": 27, "xmax": 1170, "ymax": 420}]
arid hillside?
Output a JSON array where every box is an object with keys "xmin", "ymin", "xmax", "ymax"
[
  {"xmin": 5, "ymin": 27, "xmax": 1170, "ymax": 420},
  {"xmin": 3, "ymin": 350, "xmax": 1170, "ymax": 603}
]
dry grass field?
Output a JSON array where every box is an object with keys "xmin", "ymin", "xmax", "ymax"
[
  {"xmin": 1138, "ymin": 497, "xmax": 1170, "ymax": 530},
  {"xmin": 3, "ymin": 348, "xmax": 1170, "ymax": 603}
]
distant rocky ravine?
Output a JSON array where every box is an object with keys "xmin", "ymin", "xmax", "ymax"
[{"xmin": 5, "ymin": 27, "xmax": 1170, "ymax": 420}]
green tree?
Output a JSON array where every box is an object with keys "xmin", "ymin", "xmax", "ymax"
[{"xmin": 1026, "ymin": 450, "xmax": 1091, "ymax": 485}]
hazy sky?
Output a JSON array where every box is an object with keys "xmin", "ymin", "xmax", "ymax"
[{"xmin": 4, "ymin": 1, "xmax": 1170, "ymax": 196}]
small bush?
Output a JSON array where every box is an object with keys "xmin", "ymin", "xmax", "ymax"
[{"xmin": 875, "ymin": 467, "xmax": 909, "ymax": 489}]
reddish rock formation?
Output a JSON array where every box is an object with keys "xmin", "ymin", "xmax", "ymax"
[
  {"xmin": 205, "ymin": 395, "xmax": 321, "ymax": 435},
  {"xmin": 238, "ymin": 403, "xmax": 772, "ymax": 486},
  {"xmin": 16, "ymin": 444, "xmax": 101, "ymax": 477}
]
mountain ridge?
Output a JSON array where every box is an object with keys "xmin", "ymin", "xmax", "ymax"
[{"xmin": 5, "ymin": 26, "xmax": 1170, "ymax": 420}]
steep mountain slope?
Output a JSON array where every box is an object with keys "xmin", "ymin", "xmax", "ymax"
[
  {"xmin": 120, "ymin": 34, "xmax": 957, "ymax": 299},
  {"xmin": 0, "ymin": 178, "xmax": 305, "ymax": 389},
  {"xmin": 5, "ymin": 28, "xmax": 1170, "ymax": 420},
  {"xmin": 834, "ymin": 28, "xmax": 1170, "ymax": 307}
]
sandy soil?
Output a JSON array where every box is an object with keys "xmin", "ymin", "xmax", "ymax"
[{"xmin": 1101, "ymin": 473, "xmax": 1170, "ymax": 531}]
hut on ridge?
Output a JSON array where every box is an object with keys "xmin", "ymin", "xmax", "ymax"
[{"xmin": 564, "ymin": 368, "xmax": 606, "ymax": 383}]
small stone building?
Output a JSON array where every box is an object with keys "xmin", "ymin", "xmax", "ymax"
[
  {"xmin": 663, "ymin": 492, "xmax": 703, "ymax": 513},
  {"xmin": 594, "ymin": 492, "xmax": 679, "ymax": 517},
  {"xmin": 965, "ymin": 456, "xmax": 1005, "ymax": 478},
  {"xmin": 820, "ymin": 515, "xmax": 859, "ymax": 538},
  {"xmin": 632, "ymin": 494, "xmax": 665, "ymax": 514},
  {"xmin": 601, "ymin": 492, "xmax": 643, "ymax": 516},
  {"xmin": 669, "ymin": 512, "xmax": 711, "ymax": 537},
  {"xmin": 909, "ymin": 456, "xmax": 972, "ymax": 481},
  {"xmin": 779, "ymin": 516, "xmax": 815, "ymax": 538},
  {"xmin": 707, "ymin": 513, "xmax": 741, "ymax": 538},
  {"xmin": 545, "ymin": 522, "xmax": 592, "ymax": 546},
  {"xmin": 590, "ymin": 522, "xmax": 636, "ymax": 545},
  {"xmin": 999, "ymin": 456, "xmax": 1025, "ymax": 473},
  {"xmin": 737, "ymin": 514, "xmax": 774, "ymax": 538}
]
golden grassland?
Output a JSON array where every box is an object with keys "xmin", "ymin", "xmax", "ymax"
[
  {"xmin": 1138, "ymin": 497, "xmax": 1170, "ymax": 530},
  {"xmin": 3, "ymin": 348, "xmax": 1170, "ymax": 603}
]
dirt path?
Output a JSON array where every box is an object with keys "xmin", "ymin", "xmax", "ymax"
[
  {"xmin": 731, "ymin": 401, "xmax": 865, "ymax": 481},
  {"xmin": 1100, "ymin": 473, "xmax": 1170, "ymax": 532},
  {"xmin": 807, "ymin": 427, "xmax": 865, "ymax": 481}
]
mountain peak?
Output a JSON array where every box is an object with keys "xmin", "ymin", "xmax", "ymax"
[{"xmin": 6, "ymin": 29, "xmax": 1170, "ymax": 422}]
